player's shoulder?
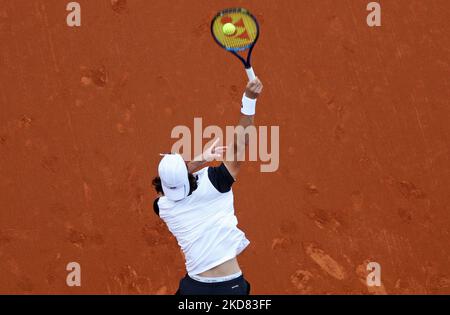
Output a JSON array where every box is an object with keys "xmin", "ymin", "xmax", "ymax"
[{"xmin": 207, "ymin": 162, "xmax": 235, "ymax": 193}]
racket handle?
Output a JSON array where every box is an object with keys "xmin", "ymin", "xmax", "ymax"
[{"xmin": 245, "ymin": 67, "xmax": 256, "ymax": 81}]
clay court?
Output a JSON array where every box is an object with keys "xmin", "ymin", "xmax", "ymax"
[{"xmin": 0, "ymin": 0, "xmax": 449, "ymax": 294}]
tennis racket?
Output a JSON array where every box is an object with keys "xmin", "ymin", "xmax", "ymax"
[{"xmin": 211, "ymin": 8, "xmax": 260, "ymax": 81}]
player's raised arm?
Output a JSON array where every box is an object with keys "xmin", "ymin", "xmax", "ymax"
[{"xmin": 224, "ymin": 78, "xmax": 263, "ymax": 180}]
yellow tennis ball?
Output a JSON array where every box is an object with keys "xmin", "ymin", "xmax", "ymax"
[{"xmin": 222, "ymin": 23, "xmax": 236, "ymax": 36}]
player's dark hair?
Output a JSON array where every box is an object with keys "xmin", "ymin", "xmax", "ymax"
[{"xmin": 152, "ymin": 174, "xmax": 198, "ymax": 196}]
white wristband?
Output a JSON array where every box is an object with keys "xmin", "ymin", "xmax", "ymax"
[{"xmin": 241, "ymin": 94, "xmax": 257, "ymax": 115}]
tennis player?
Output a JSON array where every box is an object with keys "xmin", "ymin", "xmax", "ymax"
[{"xmin": 152, "ymin": 77, "xmax": 263, "ymax": 295}]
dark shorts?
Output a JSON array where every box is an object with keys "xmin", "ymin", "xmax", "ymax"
[{"xmin": 175, "ymin": 274, "xmax": 251, "ymax": 295}]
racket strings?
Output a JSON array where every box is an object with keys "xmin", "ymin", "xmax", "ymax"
[{"xmin": 212, "ymin": 11, "xmax": 258, "ymax": 51}]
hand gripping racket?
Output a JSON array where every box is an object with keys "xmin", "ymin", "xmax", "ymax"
[{"xmin": 211, "ymin": 8, "xmax": 260, "ymax": 81}]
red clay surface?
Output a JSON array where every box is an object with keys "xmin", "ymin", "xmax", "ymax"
[{"xmin": 0, "ymin": 0, "xmax": 449, "ymax": 294}]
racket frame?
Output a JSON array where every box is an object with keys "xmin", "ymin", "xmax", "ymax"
[{"xmin": 211, "ymin": 8, "xmax": 260, "ymax": 80}]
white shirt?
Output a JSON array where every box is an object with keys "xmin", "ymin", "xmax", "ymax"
[{"xmin": 156, "ymin": 166, "xmax": 250, "ymax": 276}]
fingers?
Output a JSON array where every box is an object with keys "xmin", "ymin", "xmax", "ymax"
[
  {"xmin": 214, "ymin": 146, "xmax": 227, "ymax": 154},
  {"xmin": 213, "ymin": 149, "xmax": 226, "ymax": 159},
  {"xmin": 247, "ymin": 80, "xmax": 256, "ymax": 87},
  {"xmin": 210, "ymin": 138, "xmax": 220, "ymax": 148},
  {"xmin": 248, "ymin": 77, "xmax": 262, "ymax": 86},
  {"xmin": 211, "ymin": 146, "xmax": 227, "ymax": 155},
  {"xmin": 254, "ymin": 82, "xmax": 263, "ymax": 93},
  {"xmin": 205, "ymin": 139, "xmax": 227, "ymax": 161},
  {"xmin": 209, "ymin": 138, "xmax": 221, "ymax": 154},
  {"xmin": 246, "ymin": 77, "xmax": 263, "ymax": 94},
  {"xmin": 254, "ymin": 77, "xmax": 263, "ymax": 93}
]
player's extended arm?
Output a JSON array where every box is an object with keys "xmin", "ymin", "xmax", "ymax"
[{"xmin": 224, "ymin": 78, "xmax": 263, "ymax": 180}]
